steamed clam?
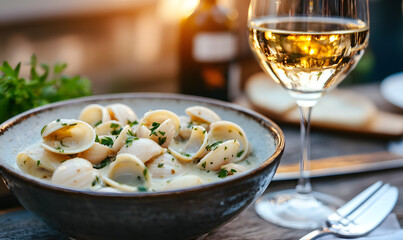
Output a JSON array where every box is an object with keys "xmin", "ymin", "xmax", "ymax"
[
  {"xmin": 41, "ymin": 119, "xmax": 95, "ymax": 154},
  {"xmin": 106, "ymin": 103, "xmax": 138, "ymax": 126},
  {"xmin": 102, "ymin": 153, "xmax": 151, "ymax": 192},
  {"xmin": 51, "ymin": 158, "xmax": 99, "ymax": 189},
  {"xmin": 169, "ymin": 126, "xmax": 208, "ymax": 162},
  {"xmin": 79, "ymin": 104, "xmax": 111, "ymax": 127}
]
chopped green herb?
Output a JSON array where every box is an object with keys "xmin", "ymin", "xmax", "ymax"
[
  {"xmin": 238, "ymin": 131, "xmax": 243, "ymax": 136},
  {"xmin": 157, "ymin": 163, "xmax": 164, "ymax": 168},
  {"xmin": 201, "ymin": 162, "xmax": 206, "ymax": 168},
  {"xmin": 56, "ymin": 119, "xmax": 60, "ymax": 122},
  {"xmin": 158, "ymin": 131, "xmax": 166, "ymax": 136},
  {"xmin": 181, "ymin": 152, "xmax": 191, "ymax": 157},
  {"xmin": 218, "ymin": 168, "xmax": 228, "ymax": 178},
  {"xmin": 40, "ymin": 125, "xmax": 47, "ymax": 135},
  {"xmin": 110, "ymin": 123, "xmax": 120, "ymax": 129},
  {"xmin": 91, "ymin": 175, "xmax": 101, "ymax": 187},
  {"xmin": 111, "ymin": 127, "xmax": 123, "ymax": 135},
  {"xmin": 149, "ymin": 122, "xmax": 160, "ymax": 134},
  {"xmin": 187, "ymin": 121, "xmax": 193, "ymax": 129},
  {"xmin": 128, "ymin": 120, "xmax": 138, "ymax": 127},
  {"xmin": 224, "ymin": 146, "xmax": 227, "ymax": 150},
  {"xmin": 127, "ymin": 129, "xmax": 135, "ymax": 136},
  {"xmin": 138, "ymin": 186, "xmax": 148, "ymax": 192},
  {"xmin": 317, "ymin": 71, "xmax": 323, "ymax": 77},
  {"xmin": 171, "ymin": 158, "xmax": 175, "ymax": 161},
  {"xmin": 94, "ymin": 120, "xmax": 102, "ymax": 127},
  {"xmin": 230, "ymin": 169, "xmax": 237, "ymax": 173},
  {"xmin": 206, "ymin": 141, "xmax": 223, "ymax": 151},
  {"xmin": 202, "ymin": 130, "xmax": 206, "ymax": 134},
  {"xmin": 36, "ymin": 160, "xmax": 41, "ymax": 166},
  {"xmin": 69, "ymin": 123, "xmax": 77, "ymax": 127},
  {"xmin": 236, "ymin": 150, "xmax": 245, "ymax": 158},
  {"xmin": 193, "ymin": 127, "xmax": 198, "ymax": 130},
  {"xmin": 100, "ymin": 137, "xmax": 114, "ymax": 147},
  {"xmin": 61, "ymin": 123, "xmax": 67, "ymax": 126},
  {"xmin": 125, "ymin": 136, "xmax": 139, "ymax": 147},
  {"xmin": 95, "ymin": 135, "xmax": 100, "ymax": 143},
  {"xmin": 158, "ymin": 137, "xmax": 167, "ymax": 145},
  {"xmin": 93, "ymin": 157, "xmax": 113, "ymax": 169}
]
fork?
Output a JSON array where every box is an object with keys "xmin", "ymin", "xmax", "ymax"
[{"xmin": 300, "ymin": 181, "xmax": 398, "ymax": 240}]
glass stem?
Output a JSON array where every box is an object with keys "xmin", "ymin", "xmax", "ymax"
[{"xmin": 296, "ymin": 105, "xmax": 312, "ymax": 195}]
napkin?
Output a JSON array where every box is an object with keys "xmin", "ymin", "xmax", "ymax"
[{"xmin": 319, "ymin": 213, "xmax": 403, "ymax": 240}]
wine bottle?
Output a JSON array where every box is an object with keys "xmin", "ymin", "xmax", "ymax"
[{"xmin": 178, "ymin": 0, "xmax": 237, "ymax": 101}]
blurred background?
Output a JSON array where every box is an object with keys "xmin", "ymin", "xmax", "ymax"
[{"xmin": 0, "ymin": 0, "xmax": 402, "ymax": 95}]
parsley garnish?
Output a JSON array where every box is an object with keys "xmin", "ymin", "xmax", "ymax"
[
  {"xmin": 181, "ymin": 152, "xmax": 191, "ymax": 157},
  {"xmin": 202, "ymin": 130, "xmax": 206, "ymax": 134},
  {"xmin": 61, "ymin": 123, "xmax": 67, "ymax": 126},
  {"xmin": 95, "ymin": 135, "xmax": 100, "ymax": 143},
  {"xmin": 201, "ymin": 162, "xmax": 206, "ymax": 168},
  {"xmin": 236, "ymin": 150, "xmax": 245, "ymax": 158},
  {"xmin": 36, "ymin": 160, "xmax": 41, "ymax": 166},
  {"xmin": 238, "ymin": 131, "xmax": 243, "ymax": 136},
  {"xmin": 230, "ymin": 169, "xmax": 237, "ymax": 173},
  {"xmin": 158, "ymin": 131, "xmax": 165, "ymax": 136},
  {"xmin": 94, "ymin": 120, "xmax": 102, "ymax": 127},
  {"xmin": 158, "ymin": 137, "xmax": 167, "ymax": 145},
  {"xmin": 110, "ymin": 123, "xmax": 120, "ymax": 129},
  {"xmin": 218, "ymin": 168, "xmax": 228, "ymax": 178},
  {"xmin": 149, "ymin": 122, "xmax": 160, "ymax": 136},
  {"xmin": 128, "ymin": 120, "xmax": 138, "ymax": 127},
  {"xmin": 100, "ymin": 137, "xmax": 114, "ymax": 147},
  {"xmin": 40, "ymin": 125, "xmax": 47, "ymax": 135},
  {"xmin": 206, "ymin": 141, "xmax": 223, "ymax": 151},
  {"xmin": 125, "ymin": 136, "xmax": 139, "ymax": 147},
  {"xmin": 138, "ymin": 186, "xmax": 148, "ymax": 192},
  {"xmin": 93, "ymin": 157, "xmax": 113, "ymax": 169},
  {"xmin": 158, "ymin": 163, "xmax": 164, "ymax": 168},
  {"xmin": 187, "ymin": 121, "xmax": 193, "ymax": 129},
  {"xmin": 127, "ymin": 130, "xmax": 135, "ymax": 136},
  {"xmin": 56, "ymin": 119, "xmax": 60, "ymax": 122},
  {"xmin": 91, "ymin": 175, "xmax": 102, "ymax": 187},
  {"xmin": 111, "ymin": 127, "xmax": 123, "ymax": 135}
]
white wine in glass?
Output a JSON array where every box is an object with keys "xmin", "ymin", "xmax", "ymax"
[{"xmin": 248, "ymin": 0, "xmax": 369, "ymax": 229}]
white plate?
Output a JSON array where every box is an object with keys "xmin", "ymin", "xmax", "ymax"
[{"xmin": 380, "ymin": 72, "xmax": 403, "ymax": 109}]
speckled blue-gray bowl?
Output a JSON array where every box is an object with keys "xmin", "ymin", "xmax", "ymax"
[{"xmin": 0, "ymin": 93, "xmax": 284, "ymax": 240}]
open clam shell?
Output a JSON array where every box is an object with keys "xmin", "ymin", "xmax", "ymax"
[
  {"xmin": 77, "ymin": 142, "xmax": 114, "ymax": 165},
  {"xmin": 146, "ymin": 153, "xmax": 185, "ymax": 179},
  {"xmin": 196, "ymin": 140, "xmax": 240, "ymax": 171},
  {"xmin": 118, "ymin": 138, "xmax": 166, "ymax": 163},
  {"xmin": 106, "ymin": 103, "xmax": 137, "ymax": 125},
  {"xmin": 141, "ymin": 110, "xmax": 181, "ymax": 134},
  {"xmin": 17, "ymin": 147, "xmax": 69, "ymax": 179},
  {"xmin": 102, "ymin": 153, "xmax": 151, "ymax": 192},
  {"xmin": 79, "ymin": 104, "xmax": 111, "ymax": 127},
  {"xmin": 164, "ymin": 175, "xmax": 203, "ymax": 190},
  {"xmin": 185, "ymin": 106, "xmax": 221, "ymax": 124},
  {"xmin": 208, "ymin": 121, "xmax": 249, "ymax": 162},
  {"xmin": 94, "ymin": 120, "xmax": 124, "ymax": 136},
  {"xmin": 169, "ymin": 126, "xmax": 208, "ymax": 162},
  {"xmin": 51, "ymin": 158, "xmax": 98, "ymax": 189},
  {"xmin": 41, "ymin": 119, "xmax": 95, "ymax": 155}
]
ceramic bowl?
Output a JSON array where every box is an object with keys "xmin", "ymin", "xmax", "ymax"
[{"xmin": 0, "ymin": 93, "xmax": 284, "ymax": 240}]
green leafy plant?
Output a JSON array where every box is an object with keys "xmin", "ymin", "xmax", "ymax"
[{"xmin": 0, "ymin": 55, "xmax": 92, "ymax": 123}]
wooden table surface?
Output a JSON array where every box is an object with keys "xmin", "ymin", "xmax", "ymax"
[{"xmin": 1, "ymin": 83, "xmax": 403, "ymax": 239}]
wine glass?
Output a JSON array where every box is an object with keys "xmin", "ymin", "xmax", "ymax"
[{"xmin": 248, "ymin": 0, "xmax": 369, "ymax": 229}]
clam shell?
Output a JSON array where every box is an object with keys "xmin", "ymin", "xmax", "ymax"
[
  {"xmin": 41, "ymin": 119, "xmax": 95, "ymax": 154},
  {"xmin": 146, "ymin": 153, "xmax": 185, "ymax": 179},
  {"xmin": 77, "ymin": 142, "xmax": 114, "ymax": 164},
  {"xmin": 141, "ymin": 110, "xmax": 180, "ymax": 134},
  {"xmin": 148, "ymin": 119, "xmax": 176, "ymax": 148},
  {"xmin": 185, "ymin": 106, "xmax": 221, "ymax": 124},
  {"xmin": 94, "ymin": 120, "xmax": 124, "ymax": 136},
  {"xmin": 164, "ymin": 175, "xmax": 203, "ymax": 190},
  {"xmin": 106, "ymin": 103, "xmax": 137, "ymax": 125},
  {"xmin": 17, "ymin": 147, "xmax": 69, "ymax": 179},
  {"xmin": 79, "ymin": 104, "xmax": 111, "ymax": 127},
  {"xmin": 208, "ymin": 121, "xmax": 249, "ymax": 162},
  {"xmin": 118, "ymin": 138, "xmax": 166, "ymax": 163},
  {"xmin": 102, "ymin": 153, "xmax": 151, "ymax": 191},
  {"xmin": 220, "ymin": 163, "xmax": 247, "ymax": 176},
  {"xmin": 51, "ymin": 158, "xmax": 98, "ymax": 189},
  {"xmin": 111, "ymin": 125, "xmax": 132, "ymax": 152},
  {"xmin": 169, "ymin": 126, "xmax": 208, "ymax": 162},
  {"xmin": 197, "ymin": 140, "xmax": 240, "ymax": 171},
  {"xmin": 178, "ymin": 115, "xmax": 192, "ymax": 139}
]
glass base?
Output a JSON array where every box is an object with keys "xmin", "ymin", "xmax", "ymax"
[{"xmin": 255, "ymin": 189, "xmax": 344, "ymax": 229}]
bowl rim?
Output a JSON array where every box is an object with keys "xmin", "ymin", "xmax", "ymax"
[{"xmin": 0, "ymin": 92, "xmax": 285, "ymax": 198}]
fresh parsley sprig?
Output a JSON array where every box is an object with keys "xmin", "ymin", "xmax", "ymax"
[{"xmin": 0, "ymin": 55, "xmax": 92, "ymax": 123}]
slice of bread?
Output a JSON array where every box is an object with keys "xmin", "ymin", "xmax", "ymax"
[{"xmin": 246, "ymin": 72, "xmax": 377, "ymax": 128}]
